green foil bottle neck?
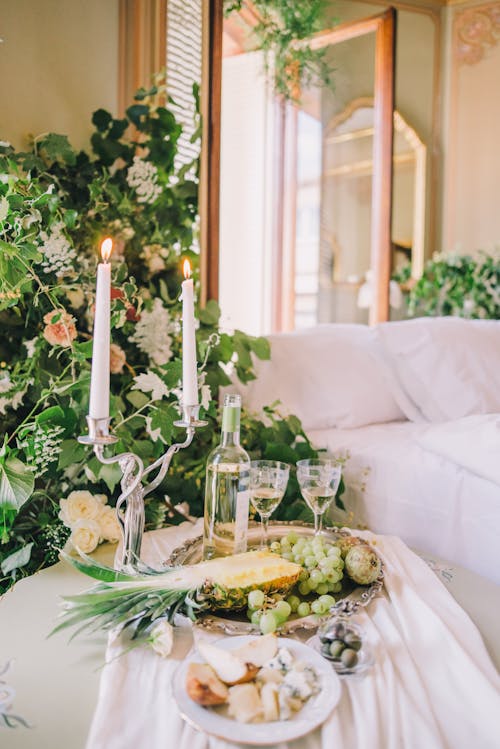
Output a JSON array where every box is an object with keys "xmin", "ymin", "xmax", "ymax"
[{"xmin": 222, "ymin": 404, "xmax": 240, "ymax": 434}]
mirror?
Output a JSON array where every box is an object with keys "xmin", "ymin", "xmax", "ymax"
[
  {"xmin": 218, "ymin": 1, "xmax": 450, "ymax": 332},
  {"xmin": 326, "ymin": 99, "xmax": 426, "ymax": 281}
]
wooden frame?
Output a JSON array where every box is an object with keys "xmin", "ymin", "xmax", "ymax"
[
  {"xmin": 199, "ymin": 0, "xmax": 223, "ymax": 305},
  {"xmin": 303, "ymin": 9, "xmax": 397, "ymax": 324}
]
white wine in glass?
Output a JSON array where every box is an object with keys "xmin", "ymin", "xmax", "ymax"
[
  {"xmin": 297, "ymin": 459, "xmax": 342, "ymax": 535},
  {"xmin": 249, "ymin": 460, "xmax": 290, "ymax": 548}
]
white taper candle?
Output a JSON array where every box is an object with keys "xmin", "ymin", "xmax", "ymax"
[
  {"xmin": 89, "ymin": 238, "xmax": 113, "ymax": 419},
  {"xmin": 181, "ymin": 259, "xmax": 199, "ymax": 406}
]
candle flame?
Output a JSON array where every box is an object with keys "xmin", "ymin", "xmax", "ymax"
[
  {"xmin": 100, "ymin": 238, "xmax": 113, "ymax": 262},
  {"xmin": 183, "ymin": 259, "xmax": 191, "ymax": 279}
]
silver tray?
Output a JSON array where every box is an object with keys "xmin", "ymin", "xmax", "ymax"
[{"xmin": 166, "ymin": 521, "xmax": 384, "ymax": 635}]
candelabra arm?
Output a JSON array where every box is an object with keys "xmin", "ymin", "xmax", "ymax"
[
  {"xmin": 78, "ymin": 407, "xmax": 206, "ymax": 573},
  {"xmin": 142, "ymin": 427, "xmax": 194, "ymax": 498}
]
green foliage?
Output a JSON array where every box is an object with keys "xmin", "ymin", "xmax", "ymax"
[
  {"xmin": 0, "ymin": 78, "xmax": 338, "ymax": 595},
  {"xmin": 223, "ymin": 0, "xmax": 333, "ymax": 102},
  {"xmin": 394, "ymin": 252, "xmax": 500, "ymax": 319}
]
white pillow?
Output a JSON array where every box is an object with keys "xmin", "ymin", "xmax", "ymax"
[
  {"xmin": 376, "ymin": 317, "xmax": 500, "ymax": 422},
  {"xmin": 239, "ymin": 324, "xmax": 406, "ymax": 430}
]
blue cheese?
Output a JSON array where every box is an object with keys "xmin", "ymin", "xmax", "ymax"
[
  {"xmin": 265, "ymin": 648, "xmax": 294, "ymax": 674},
  {"xmin": 283, "ymin": 669, "xmax": 313, "ymax": 700}
]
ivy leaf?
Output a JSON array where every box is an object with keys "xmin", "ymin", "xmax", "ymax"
[
  {"xmin": 63, "ymin": 209, "xmax": 78, "ymax": 229},
  {"xmin": 35, "ymin": 405, "xmax": 65, "ymax": 425},
  {"xmin": 249, "ymin": 336, "xmax": 271, "ymax": 360},
  {"xmin": 58, "ymin": 439, "xmax": 86, "ymax": 470},
  {"xmin": 126, "ymin": 104, "xmax": 149, "ymax": 127},
  {"xmin": 198, "ymin": 299, "xmax": 220, "ymax": 326},
  {"xmin": 160, "ymin": 359, "xmax": 182, "ymax": 389},
  {"xmin": 98, "ymin": 463, "xmax": 122, "ymax": 492},
  {"xmin": 263, "ymin": 442, "xmax": 299, "ymax": 464},
  {"xmin": 0, "ymin": 456, "xmax": 34, "ymax": 511},
  {"xmin": 38, "ymin": 134, "xmax": 76, "ymax": 166},
  {"xmin": 149, "ymin": 402, "xmax": 177, "ymax": 443},
  {"xmin": 92, "ymin": 108, "xmax": 113, "ymax": 132},
  {"xmin": 1, "ymin": 543, "xmax": 34, "ymax": 575}
]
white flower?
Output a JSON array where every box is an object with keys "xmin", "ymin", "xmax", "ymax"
[
  {"xmin": 141, "ymin": 244, "xmax": 169, "ymax": 275},
  {"xmin": 150, "ymin": 620, "xmax": 174, "ymax": 658},
  {"xmin": 69, "ymin": 519, "xmax": 101, "ymax": 554},
  {"xmin": 145, "ymin": 415, "xmax": 163, "ymax": 443},
  {"xmin": 132, "ymin": 371, "xmax": 169, "ymax": 401},
  {"xmin": 20, "ymin": 422, "xmax": 64, "ymax": 475},
  {"xmin": 126, "ymin": 156, "xmax": 162, "ymax": 204},
  {"xmin": 22, "ymin": 208, "xmax": 42, "ymax": 229},
  {"xmin": 24, "ymin": 337, "xmax": 38, "ymax": 357},
  {"xmin": 129, "ymin": 298, "xmax": 174, "ymax": 365},
  {"xmin": 59, "ymin": 490, "xmax": 101, "ymax": 527},
  {"xmin": 0, "ymin": 372, "xmax": 11, "ymax": 393},
  {"xmin": 146, "ymin": 416, "xmax": 167, "ymax": 445},
  {"xmin": 201, "ymin": 383, "xmax": 211, "ymax": 411},
  {"xmin": 0, "ymin": 196, "xmax": 9, "ymax": 222},
  {"xmin": 0, "ymin": 140, "xmax": 11, "ymax": 148},
  {"xmin": 36, "ymin": 221, "xmax": 77, "ymax": 277},
  {"xmin": 98, "ymin": 505, "xmax": 122, "ymax": 543}
]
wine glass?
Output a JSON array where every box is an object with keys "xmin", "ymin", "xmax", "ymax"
[
  {"xmin": 249, "ymin": 460, "xmax": 290, "ymax": 548},
  {"xmin": 296, "ymin": 458, "xmax": 342, "ymax": 535}
]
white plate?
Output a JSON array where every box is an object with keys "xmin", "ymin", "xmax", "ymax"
[{"xmin": 172, "ymin": 635, "xmax": 342, "ymax": 746}]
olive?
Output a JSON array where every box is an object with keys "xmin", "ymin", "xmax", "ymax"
[
  {"xmin": 330, "ymin": 623, "xmax": 346, "ymax": 640},
  {"xmin": 329, "ymin": 640, "xmax": 345, "ymax": 659},
  {"xmin": 319, "ymin": 631, "xmax": 335, "ymax": 645},
  {"xmin": 344, "ymin": 632, "xmax": 362, "ymax": 651},
  {"xmin": 340, "ymin": 648, "xmax": 358, "ymax": 668}
]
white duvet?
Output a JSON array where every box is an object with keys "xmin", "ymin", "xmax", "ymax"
[{"xmin": 307, "ymin": 418, "xmax": 500, "ymax": 585}]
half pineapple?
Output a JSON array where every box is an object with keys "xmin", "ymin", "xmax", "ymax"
[{"xmin": 55, "ymin": 551, "xmax": 301, "ymax": 640}]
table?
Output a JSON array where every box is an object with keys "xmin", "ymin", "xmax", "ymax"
[{"xmin": 1, "ymin": 531, "xmax": 499, "ymax": 749}]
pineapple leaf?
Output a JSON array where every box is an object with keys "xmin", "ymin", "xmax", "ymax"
[{"xmin": 61, "ymin": 551, "xmax": 138, "ymax": 583}]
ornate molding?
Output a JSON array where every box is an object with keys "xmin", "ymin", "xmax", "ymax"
[{"xmin": 455, "ymin": 2, "xmax": 500, "ymax": 65}]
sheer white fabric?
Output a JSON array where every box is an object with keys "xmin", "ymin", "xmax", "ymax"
[{"xmin": 86, "ymin": 522, "xmax": 500, "ymax": 749}]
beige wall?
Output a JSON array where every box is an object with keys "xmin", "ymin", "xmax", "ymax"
[
  {"xmin": 441, "ymin": 0, "xmax": 500, "ymax": 253},
  {"xmin": 0, "ymin": 0, "xmax": 120, "ymax": 151}
]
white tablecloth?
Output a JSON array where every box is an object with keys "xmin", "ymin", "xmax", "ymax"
[{"xmin": 85, "ymin": 522, "xmax": 500, "ymax": 749}]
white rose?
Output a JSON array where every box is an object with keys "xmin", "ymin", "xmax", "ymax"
[
  {"xmin": 150, "ymin": 620, "xmax": 174, "ymax": 658},
  {"xmin": 98, "ymin": 505, "xmax": 122, "ymax": 543},
  {"xmin": 59, "ymin": 490, "xmax": 101, "ymax": 527},
  {"xmin": 70, "ymin": 519, "xmax": 101, "ymax": 554}
]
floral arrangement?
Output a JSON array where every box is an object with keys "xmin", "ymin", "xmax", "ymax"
[
  {"xmin": 223, "ymin": 0, "xmax": 333, "ymax": 102},
  {"xmin": 395, "ymin": 252, "xmax": 500, "ymax": 319},
  {"xmin": 0, "ymin": 80, "xmax": 331, "ymax": 595}
]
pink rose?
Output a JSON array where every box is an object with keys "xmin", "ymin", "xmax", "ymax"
[
  {"xmin": 110, "ymin": 343, "xmax": 126, "ymax": 374},
  {"xmin": 43, "ymin": 309, "xmax": 77, "ymax": 347}
]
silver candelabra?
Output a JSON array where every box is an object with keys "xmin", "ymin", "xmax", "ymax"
[{"xmin": 78, "ymin": 404, "xmax": 207, "ymax": 572}]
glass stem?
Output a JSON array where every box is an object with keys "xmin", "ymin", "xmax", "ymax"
[
  {"xmin": 315, "ymin": 512, "xmax": 323, "ymax": 535},
  {"xmin": 261, "ymin": 515, "xmax": 269, "ymax": 548}
]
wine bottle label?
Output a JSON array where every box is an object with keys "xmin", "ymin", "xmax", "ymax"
[{"xmin": 234, "ymin": 489, "xmax": 250, "ymax": 553}]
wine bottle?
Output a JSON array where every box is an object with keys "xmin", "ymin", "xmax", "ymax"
[{"xmin": 202, "ymin": 394, "xmax": 250, "ymax": 559}]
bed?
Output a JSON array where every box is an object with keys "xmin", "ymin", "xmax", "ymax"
[
  {"xmin": 308, "ymin": 421, "xmax": 500, "ymax": 584},
  {"xmin": 236, "ymin": 317, "xmax": 500, "ymax": 585}
]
